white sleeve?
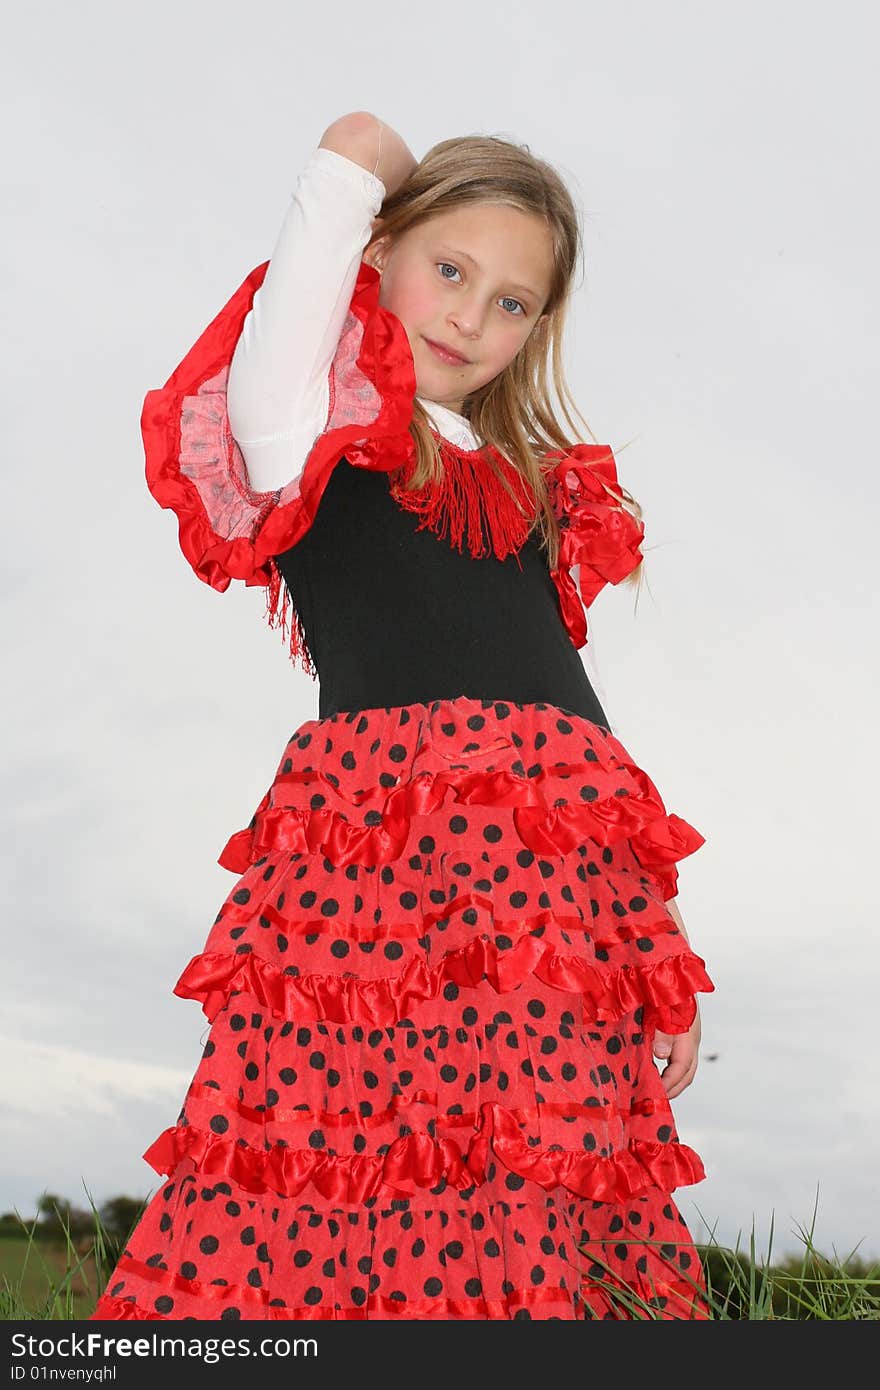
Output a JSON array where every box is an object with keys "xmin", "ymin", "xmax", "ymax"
[{"xmin": 227, "ymin": 147, "xmax": 387, "ymax": 494}]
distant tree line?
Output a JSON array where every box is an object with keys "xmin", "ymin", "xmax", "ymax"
[{"xmin": 0, "ymin": 1193, "xmax": 146, "ymax": 1255}]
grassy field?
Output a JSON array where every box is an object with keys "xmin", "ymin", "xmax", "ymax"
[{"xmin": 0, "ymin": 1236, "xmax": 97, "ymax": 1321}]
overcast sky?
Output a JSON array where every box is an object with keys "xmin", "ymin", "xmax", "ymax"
[{"xmin": 4, "ymin": 1, "xmax": 878, "ymax": 1267}]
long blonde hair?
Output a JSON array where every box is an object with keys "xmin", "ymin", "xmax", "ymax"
[{"xmin": 366, "ymin": 133, "xmax": 643, "ymax": 579}]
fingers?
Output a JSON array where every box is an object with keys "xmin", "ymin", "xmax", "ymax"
[
  {"xmin": 652, "ymin": 1006, "xmax": 703, "ymax": 1100},
  {"xmin": 659, "ymin": 1040, "xmax": 700, "ymax": 1100}
]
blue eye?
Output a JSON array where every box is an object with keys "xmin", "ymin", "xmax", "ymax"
[{"xmin": 436, "ymin": 263, "xmax": 525, "ymax": 316}]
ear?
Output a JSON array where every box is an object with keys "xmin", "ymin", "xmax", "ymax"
[{"xmin": 363, "ymin": 225, "xmax": 389, "ymax": 273}]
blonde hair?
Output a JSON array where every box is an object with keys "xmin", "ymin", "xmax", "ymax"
[{"xmin": 366, "ymin": 132, "xmax": 643, "ymax": 579}]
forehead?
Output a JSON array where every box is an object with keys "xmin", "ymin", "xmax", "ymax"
[{"xmin": 412, "ymin": 203, "xmax": 554, "ymax": 295}]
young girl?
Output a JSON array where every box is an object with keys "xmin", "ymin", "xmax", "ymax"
[{"xmin": 92, "ymin": 111, "xmax": 714, "ymax": 1321}]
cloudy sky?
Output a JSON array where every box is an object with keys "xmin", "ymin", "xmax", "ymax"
[{"xmin": 5, "ymin": 1, "xmax": 878, "ymax": 1267}]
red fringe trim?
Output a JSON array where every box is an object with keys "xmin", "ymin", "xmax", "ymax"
[
  {"xmin": 390, "ymin": 439, "xmax": 537, "ymax": 562},
  {"xmin": 264, "ymin": 556, "xmax": 316, "ymax": 677}
]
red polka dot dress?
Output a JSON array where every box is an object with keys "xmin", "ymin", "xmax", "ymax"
[{"xmin": 91, "ymin": 260, "xmax": 715, "ymax": 1321}]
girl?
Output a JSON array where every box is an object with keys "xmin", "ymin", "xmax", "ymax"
[{"xmin": 92, "ymin": 111, "xmax": 714, "ymax": 1321}]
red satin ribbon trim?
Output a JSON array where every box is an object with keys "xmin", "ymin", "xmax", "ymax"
[
  {"xmin": 218, "ymin": 761, "xmax": 705, "ymax": 884},
  {"xmin": 97, "ymin": 1268, "xmax": 596, "ymax": 1321},
  {"xmin": 551, "ymin": 564, "xmax": 589, "ymax": 649},
  {"xmin": 221, "ymin": 891, "xmax": 679, "ymax": 952},
  {"xmin": 544, "ymin": 445, "xmax": 646, "ymax": 653},
  {"xmin": 542, "ymin": 448, "xmax": 645, "ymax": 650},
  {"xmin": 92, "ymin": 1294, "xmax": 165, "ymax": 1321},
  {"xmin": 577, "ymin": 1272, "xmax": 710, "ymax": 1321},
  {"xmin": 268, "ymin": 735, "xmax": 521, "ymax": 805},
  {"xmin": 184, "ymin": 1080, "xmax": 665, "ymax": 1133},
  {"xmin": 641, "ymin": 1278, "xmax": 711, "ymax": 1319},
  {"xmin": 142, "ymin": 1103, "xmax": 705, "ymax": 1204},
  {"xmin": 118, "ymin": 1255, "xmax": 268, "ymax": 1306},
  {"xmin": 174, "ymin": 932, "xmax": 714, "ymax": 1029}
]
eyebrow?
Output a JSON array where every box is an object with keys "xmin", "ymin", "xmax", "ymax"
[{"xmin": 436, "ymin": 245, "xmax": 542, "ymax": 303}]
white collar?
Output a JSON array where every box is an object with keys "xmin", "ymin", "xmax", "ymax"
[{"xmin": 416, "ymin": 395, "xmax": 482, "ymax": 452}]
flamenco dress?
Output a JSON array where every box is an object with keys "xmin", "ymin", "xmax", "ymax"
[{"xmin": 91, "ymin": 257, "xmax": 715, "ymax": 1321}]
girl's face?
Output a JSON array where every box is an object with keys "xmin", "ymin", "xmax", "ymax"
[{"xmin": 363, "ymin": 203, "xmax": 554, "ymax": 415}]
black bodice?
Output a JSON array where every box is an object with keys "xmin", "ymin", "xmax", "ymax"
[{"xmin": 274, "ymin": 457, "xmax": 609, "ymax": 728}]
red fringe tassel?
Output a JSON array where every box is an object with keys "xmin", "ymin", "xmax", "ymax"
[
  {"xmin": 264, "ymin": 557, "xmax": 316, "ymax": 676},
  {"xmin": 390, "ymin": 440, "xmax": 536, "ymax": 562}
]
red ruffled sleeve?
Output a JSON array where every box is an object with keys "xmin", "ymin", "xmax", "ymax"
[
  {"xmin": 141, "ymin": 259, "xmax": 417, "ymax": 670},
  {"xmin": 544, "ymin": 444, "xmax": 645, "ymax": 650}
]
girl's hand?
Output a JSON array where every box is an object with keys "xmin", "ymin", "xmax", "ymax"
[
  {"xmin": 653, "ymin": 1004, "xmax": 701, "ymax": 1100},
  {"xmin": 320, "ymin": 111, "xmax": 418, "ymax": 198},
  {"xmin": 652, "ymin": 897, "xmax": 704, "ymax": 1098}
]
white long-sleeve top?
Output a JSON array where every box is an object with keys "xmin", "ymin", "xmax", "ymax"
[
  {"xmin": 225, "ymin": 145, "xmax": 616, "ymax": 728},
  {"xmin": 227, "ymin": 147, "xmax": 480, "ymax": 495}
]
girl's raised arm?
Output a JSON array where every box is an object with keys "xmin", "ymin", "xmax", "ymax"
[{"xmin": 226, "ymin": 113, "xmax": 416, "ymax": 494}]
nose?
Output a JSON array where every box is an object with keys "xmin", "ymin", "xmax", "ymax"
[{"xmin": 447, "ymin": 293, "xmax": 486, "ymax": 340}]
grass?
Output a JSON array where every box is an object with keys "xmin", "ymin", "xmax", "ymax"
[
  {"xmin": 577, "ymin": 1199, "xmax": 880, "ymax": 1319},
  {"xmin": 0, "ymin": 1187, "xmax": 139, "ymax": 1322},
  {"xmin": 1, "ymin": 1187, "xmax": 877, "ymax": 1320}
]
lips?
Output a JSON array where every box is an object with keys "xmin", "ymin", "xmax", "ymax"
[{"xmin": 425, "ymin": 337, "xmax": 470, "ymax": 365}]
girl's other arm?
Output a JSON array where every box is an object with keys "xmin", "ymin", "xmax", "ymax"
[
  {"xmin": 226, "ymin": 113, "xmax": 416, "ymax": 494},
  {"xmin": 665, "ymin": 898, "xmax": 692, "ymax": 945},
  {"xmin": 653, "ymin": 898, "xmax": 702, "ymax": 1099}
]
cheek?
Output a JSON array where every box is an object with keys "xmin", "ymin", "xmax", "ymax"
[
  {"xmin": 384, "ymin": 265, "xmax": 440, "ymax": 328},
  {"xmin": 488, "ymin": 321, "xmax": 531, "ymax": 371}
]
